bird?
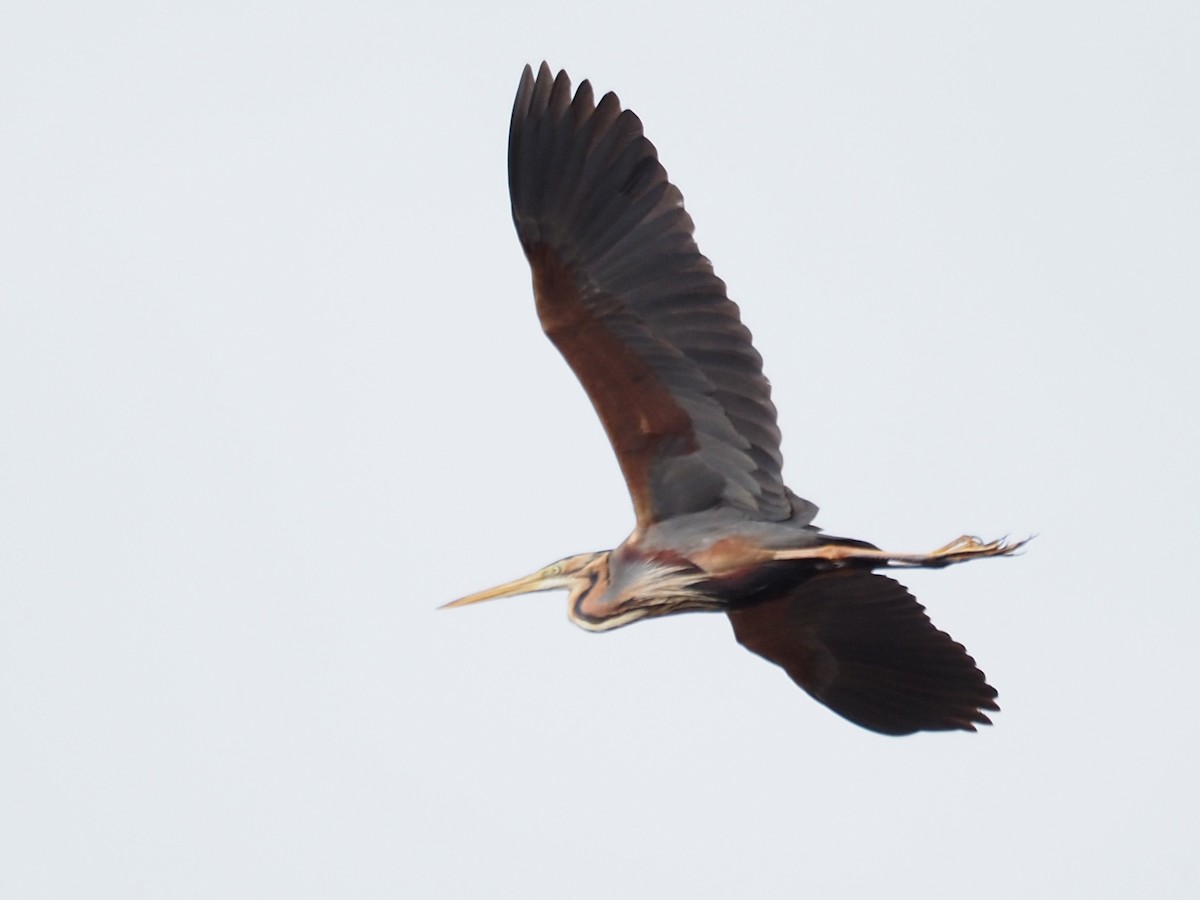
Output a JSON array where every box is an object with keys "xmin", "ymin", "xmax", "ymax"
[{"xmin": 443, "ymin": 63, "xmax": 1025, "ymax": 735}]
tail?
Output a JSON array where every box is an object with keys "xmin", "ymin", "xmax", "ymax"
[{"xmin": 728, "ymin": 570, "xmax": 998, "ymax": 735}]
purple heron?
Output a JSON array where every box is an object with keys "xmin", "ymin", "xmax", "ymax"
[{"xmin": 445, "ymin": 63, "xmax": 1024, "ymax": 735}]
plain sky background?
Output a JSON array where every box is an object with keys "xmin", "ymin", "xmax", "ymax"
[{"xmin": 3, "ymin": 2, "xmax": 1197, "ymax": 897}]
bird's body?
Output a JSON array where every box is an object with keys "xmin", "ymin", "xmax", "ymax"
[{"xmin": 446, "ymin": 64, "xmax": 1024, "ymax": 735}]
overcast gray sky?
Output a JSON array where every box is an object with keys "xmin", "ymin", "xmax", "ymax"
[{"xmin": 3, "ymin": 2, "xmax": 1198, "ymax": 897}]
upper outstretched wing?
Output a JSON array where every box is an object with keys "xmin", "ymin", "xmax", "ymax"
[
  {"xmin": 728, "ymin": 570, "xmax": 999, "ymax": 735},
  {"xmin": 508, "ymin": 63, "xmax": 794, "ymax": 528}
]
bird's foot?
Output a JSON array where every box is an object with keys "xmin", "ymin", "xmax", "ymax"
[{"xmin": 920, "ymin": 534, "xmax": 1029, "ymax": 567}]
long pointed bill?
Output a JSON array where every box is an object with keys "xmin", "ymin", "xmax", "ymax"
[{"xmin": 440, "ymin": 564, "xmax": 574, "ymax": 610}]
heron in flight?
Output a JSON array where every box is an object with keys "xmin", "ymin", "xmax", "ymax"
[{"xmin": 445, "ymin": 63, "xmax": 1024, "ymax": 735}]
